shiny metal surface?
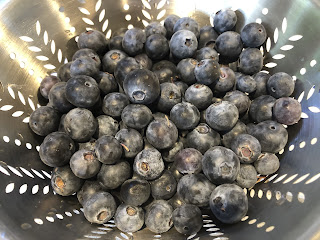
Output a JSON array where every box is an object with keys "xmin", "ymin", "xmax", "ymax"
[{"xmin": 0, "ymin": 0, "xmax": 320, "ymax": 239}]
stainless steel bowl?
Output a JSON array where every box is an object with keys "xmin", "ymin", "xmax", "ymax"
[{"xmin": 0, "ymin": 0, "xmax": 320, "ymax": 239}]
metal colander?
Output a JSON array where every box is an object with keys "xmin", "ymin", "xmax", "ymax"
[{"xmin": 0, "ymin": 0, "xmax": 319, "ymax": 239}]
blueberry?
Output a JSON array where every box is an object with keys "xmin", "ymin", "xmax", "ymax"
[
  {"xmin": 95, "ymin": 135, "xmax": 123, "ymax": 164},
  {"xmin": 236, "ymin": 74, "xmax": 257, "ymax": 94},
  {"xmin": 79, "ymin": 138, "xmax": 96, "ymax": 151},
  {"xmin": 120, "ymin": 178, "xmax": 151, "ymax": 206},
  {"xmin": 121, "ymin": 104, "xmax": 153, "ymax": 129},
  {"xmin": 177, "ymin": 173, "xmax": 216, "ymax": 207},
  {"xmin": 112, "ymin": 28, "xmax": 128, "ymax": 38},
  {"xmin": 195, "ymin": 47, "xmax": 219, "ymax": 62},
  {"xmin": 114, "ymin": 204, "xmax": 145, "ymax": 233},
  {"xmin": 72, "ymin": 48, "xmax": 101, "ymax": 69},
  {"xmin": 51, "ymin": 165, "xmax": 83, "ymax": 196},
  {"xmin": 94, "ymin": 115, "xmax": 119, "ymax": 138},
  {"xmin": 150, "ymin": 170, "xmax": 177, "ymax": 200},
  {"xmin": 267, "ymin": 72, "xmax": 295, "ymax": 98},
  {"xmin": 215, "ymin": 31, "xmax": 243, "ymax": 63},
  {"xmin": 133, "ymin": 148, "xmax": 165, "ymax": 180},
  {"xmin": 97, "ymin": 72, "xmax": 119, "ymax": 95},
  {"xmin": 174, "ymin": 148, "xmax": 202, "ymax": 174},
  {"xmin": 214, "ymin": 9, "xmax": 237, "ymax": 33},
  {"xmin": 145, "ymin": 34, "xmax": 169, "ymax": 60},
  {"xmin": 247, "ymin": 120, "xmax": 288, "ymax": 153},
  {"xmin": 115, "ymin": 128, "xmax": 144, "ymax": 158},
  {"xmin": 168, "ymin": 193, "xmax": 186, "ymax": 209},
  {"xmin": 102, "ymin": 92, "xmax": 130, "ymax": 118},
  {"xmin": 170, "ymin": 102, "xmax": 200, "ymax": 130},
  {"xmin": 240, "ymin": 23, "xmax": 267, "ymax": 48},
  {"xmin": 186, "ymin": 123, "xmax": 221, "ymax": 154},
  {"xmin": 174, "ymin": 81, "xmax": 189, "ymax": 98},
  {"xmin": 209, "ymin": 184, "xmax": 248, "ymax": 224},
  {"xmin": 102, "ymin": 50, "xmax": 127, "ymax": 73},
  {"xmin": 114, "ymin": 57, "xmax": 140, "ymax": 87},
  {"xmin": 170, "ymin": 30, "xmax": 198, "ymax": 60},
  {"xmin": 173, "ymin": 204, "xmax": 203, "ymax": 235},
  {"xmin": 124, "ymin": 69, "xmax": 160, "ymax": 105},
  {"xmin": 134, "ymin": 53, "xmax": 153, "ymax": 70},
  {"xmin": 98, "ymin": 161, "xmax": 131, "ymax": 189},
  {"xmin": 253, "ymin": 72, "xmax": 270, "ymax": 98},
  {"xmin": 236, "ymin": 164, "xmax": 257, "ymax": 189},
  {"xmin": 40, "ymin": 76, "xmax": 60, "ymax": 99},
  {"xmin": 58, "ymin": 62, "xmax": 72, "ymax": 82},
  {"xmin": 64, "ymin": 108, "xmax": 97, "ymax": 142},
  {"xmin": 39, "ymin": 131, "xmax": 75, "ymax": 167},
  {"xmin": 157, "ymin": 83, "xmax": 182, "ymax": 113},
  {"xmin": 162, "ymin": 140, "xmax": 184, "ymax": 162},
  {"xmin": 254, "ymin": 153, "xmax": 280, "ymax": 175},
  {"xmin": 29, "ymin": 106, "xmax": 60, "ymax": 136},
  {"xmin": 202, "ymin": 146, "xmax": 240, "ymax": 184},
  {"xmin": 231, "ymin": 134, "xmax": 261, "ymax": 163},
  {"xmin": 78, "ymin": 30, "xmax": 108, "ymax": 55},
  {"xmin": 70, "ymin": 149, "xmax": 101, "ymax": 179},
  {"xmin": 152, "ymin": 60, "xmax": 178, "ymax": 84},
  {"xmin": 185, "ymin": 84, "xmax": 213, "ymax": 110},
  {"xmin": 273, "ymin": 97, "xmax": 301, "ymax": 125},
  {"xmin": 145, "ymin": 22, "xmax": 167, "ymax": 37},
  {"xmin": 77, "ymin": 180, "xmax": 105, "ymax": 205},
  {"xmin": 239, "ymin": 48, "xmax": 263, "ymax": 75},
  {"xmin": 83, "ymin": 191, "xmax": 117, "ymax": 224},
  {"xmin": 249, "ymin": 95, "xmax": 276, "ymax": 123},
  {"xmin": 122, "ymin": 28, "xmax": 146, "ymax": 56},
  {"xmin": 173, "ymin": 17, "xmax": 200, "ymax": 38},
  {"xmin": 65, "ymin": 75, "xmax": 100, "ymax": 108},
  {"xmin": 213, "ymin": 67, "xmax": 236, "ymax": 92},
  {"xmin": 145, "ymin": 200, "xmax": 173, "ymax": 233},
  {"xmin": 70, "ymin": 55, "xmax": 101, "ymax": 78},
  {"xmin": 48, "ymin": 82, "xmax": 74, "ymax": 113},
  {"xmin": 195, "ymin": 59, "xmax": 220, "ymax": 85},
  {"xmin": 221, "ymin": 120, "xmax": 247, "ymax": 148},
  {"xmin": 198, "ymin": 26, "xmax": 219, "ymax": 49},
  {"xmin": 108, "ymin": 36, "xmax": 124, "ymax": 51},
  {"xmin": 223, "ymin": 90, "xmax": 250, "ymax": 115},
  {"xmin": 206, "ymin": 101, "xmax": 239, "ymax": 131},
  {"xmin": 177, "ymin": 58, "xmax": 197, "ymax": 85},
  {"xmin": 164, "ymin": 14, "xmax": 180, "ymax": 38}
]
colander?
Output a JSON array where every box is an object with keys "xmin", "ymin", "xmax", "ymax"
[{"xmin": 0, "ymin": 0, "xmax": 320, "ymax": 239}]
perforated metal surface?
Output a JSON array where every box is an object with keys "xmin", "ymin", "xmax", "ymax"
[{"xmin": 0, "ymin": 0, "xmax": 320, "ymax": 239}]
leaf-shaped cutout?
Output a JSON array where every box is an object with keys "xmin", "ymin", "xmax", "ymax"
[
  {"xmin": 106, "ymin": 29, "xmax": 112, "ymax": 39},
  {"xmin": 7, "ymin": 166, "xmax": 23, "ymax": 177},
  {"xmin": 310, "ymin": 60, "xmax": 317, "ymax": 67},
  {"xmin": 19, "ymin": 184, "xmax": 28, "ymax": 194},
  {"xmin": 0, "ymin": 166, "xmax": 10, "ymax": 176},
  {"xmin": 272, "ymin": 54, "xmax": 285, "ymax": 60},
  {"xmin": 28, "ymin": 97, "xmax": 35, "ymax": 110},
  {"xmin": 297, "ymin": 91, "xmax": 304, "ymax": 103},
  {"xmin": 160, "ymin": 20, "xmax": 164, "ymax": 25},
  {"xmin": 142, "ymin": 10, "xmax": 151, "ymax": 20},
  {"xmin": 307, "ymin": 85, "xmax": 315, "ymax": 100},
  {"xmin": 86, "ymin": 27, "xmax": 93, "ymax": 31},
  {"xmin": 43, "ymin": 185, "xmax": 50, "ymax": 194},
  {"xmin": 0, "ymin": 105, "xmax": 13, "ymax": 111},
  {"xmin": 300, "ymin": 68, "xmax": 306, "ymax": 75},
  {"xmin": 96, "ymin": 0, "xmax": 102, "ymax": 12},
  {"xmin": 308, "ymin": 106, "xmax": 320, "ymax": 113},
  {"xmin": 36, "ymin": 20, "xmax": 41, "ymax": 35},
  {"xmin": 28, "ymin": 46, "xmax": 41, "ymax": 52},
  {"xmin": 12, "ymin": 111, "xmax": 24, "ymax": 117},
  {"xmin": 8, "ymin": 86, "xmax": 15, "ymax": 99},
  {"xmin": 20, "ymin": 167, "xmax": 34, "ymax": 178},
  {"xmin": 141, "ymin": 0, "xmax": 151, "ymax": 9},
  {"xmin": 31, "ymin": 169, "xmax": 45, "ymax": 179},
  {"xmin": 301, "ymin": 112, "xmax": 308, "ymax": 118},
  {"xmin": 18, "ymin": 91, "xmax": 26, "ymax": 105},
  {"xmin": 282, "ymin": 17, "xmax": 287, "ymax": 33},
  {"xmin": 210, "ymin": 15, "xmax": 214, "ymax": 26},
  {"xmin": 157, "ymin": 9, "xmax": 166, "ymax": 20},
  {"xmin": 51, "ymin": 40, "xmax": 55, "ymax": 54},
  {"xmin": 23, "ymin": 117, "xmax": 29, "ymax": 123},
  {"xmin": 82, "ymin": 18, "xmax": 94, "ymax": 25},
  {"xmin": 256, "ymin": 18, "xmax": 262, "ymax": 24},
  {"xmin": 5, "ymin": 183, "xmax": 14, "ymax": 193},
  {"xmin": 36, "ymin": 56, "xmax": 49, "ymax": 61},
  {"xmin": 58, "ymin": 49, "xmax": 62, "ymax": 63},
  {"xmin": 99, "ymin": 9, "xmax": 105, "ymax": 22},
  {"xmin": 265, "ymin": 62, "xmax": 277, "ymax": 68},
  {"xmin": 44, "ymin": 31, "xmax": 48, "ymax": 45},
  {"xmin": 64, "ymin": 57, "xmax": 69, "ymax": 63},
  {"xmin": 102, "ymin": 19, "xmax": 109, "ymax": 32},
  {"xmin": 44, "ymin": 64, "xmax": 56, "ymax": 69},
  {"xmin": 280, "ymin": 45, "xmax": 294, "ymax": 51},
  {"xmin": 266, "ymin": 37, "xmax": 271, "ymax": 52},
  {"xmin": 120, "ymin": 233, "xmax": 129, "ymax": 239},
  {"xmin": 32, "ymin": 185, "xmax": 39, "ymax": 194},
  {"xmin": 157, "ymin": 0, "xmax": 166, "ymax": 9},
  {"xmin": 289, "ymin": 35, "xmax": 303, "ymax": 41},
  {"xmin": 274, "ymin": 28, "xmax": 278, "ymax": 43},
  {"xmin": 78, "ymin": 7, "xmax": 90, "ymax": 15},
  {"xmin": 142, "ymin": 20, "xmax": 149, "ymax": 27},
  {"xmin": 20, "ymin": 36, "xmax": 33, "ymax": 42}
]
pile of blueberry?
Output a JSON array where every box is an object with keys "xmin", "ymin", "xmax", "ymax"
[{"xmin": 31, "ymin": 9, "xmax": 302, "ymax": 235}]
